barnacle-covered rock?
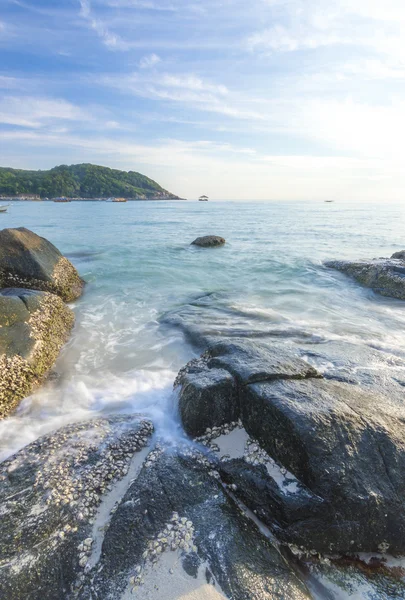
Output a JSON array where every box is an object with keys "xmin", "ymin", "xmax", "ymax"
[
  {"xmin": 78, "ymin": 444, "xmax": 311, "ymax": 600},
  {"xmin": 0, "ymin": 288, "xmax": 74, "ymax": 419},
  {"xmin": 0, "ymin": 415, "xmax": 154, "ymax": 600}
]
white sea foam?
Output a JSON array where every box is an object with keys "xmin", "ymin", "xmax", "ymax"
[{"xmin": 0, "ymin": 368, "xmax": 180, "ymax": 461}]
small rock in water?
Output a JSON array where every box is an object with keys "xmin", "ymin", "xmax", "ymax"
[{"xmin": 191, "ymin": 235, "xmax": 225, "ymax": 247}]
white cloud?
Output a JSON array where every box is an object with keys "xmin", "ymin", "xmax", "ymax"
[
  {"xmin": 101, "ymin": 0, "xmax": 178, "ymax": 9},
  {"xmin": 0, "ymin": 76, "xmax": 24, "ymax": 90},
  {"xmin": 99, "ymin": 71, "xmax": 266, "ymax": 120},
  {"xmin": 139, "ymin": 53, "xmax": 161, "ymax": 69},
  {"xmin": 79, "ymin": 0, "xmax": 134, "ymax": 50},
  {"xmin": 250, "ymin": 0, "xmax": 405, "ymax": 63},
  {"xmin": 0, "ymin": 96, "xmax": 88, "ymax": 128}
]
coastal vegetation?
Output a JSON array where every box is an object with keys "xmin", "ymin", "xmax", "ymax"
[{"xmin": 0, "ymin": 163, "xmax": 178, "ymax": 199}]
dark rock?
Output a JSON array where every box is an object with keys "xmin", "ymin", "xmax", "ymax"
[
  {"xmin": 208, "ymin": 338, "xmax": 320, "ymax": 384},
  {"xmin": 191, "ymin": 235, "xmax": 225, "ymax": 247},
  {"xmin": 391, "ymin": 250, "xmax": 405, "ymax": 260},
  {"xmin": 303, "ymin": 555, "xmax": 405, "ymax": 599},
  {"xmin": 0, "ymin": 288, "xmax": 74, "ymax": 419},
  {"xmin": 325, "ymin": 258, "xmax": 405, "ymax": 300},
  {"xmin": 0, "ymin": 227, "xmax": 84, "ymax": 302},
  {"xmin": 243, "ymin": 378, "xmax": 405, "ymax": 553},
  {"xmin": 78, "ymin": 444, "xmax": 311, "ymax": 599},
  {"xmin": 0, "ymin": 415, "xmax": 154, "ymax": 600},
  {"xmin": 218, "ymin": 458, "xmax": 324, "ymax": 532},
  {"xmin": 176, "ymin": 338, "xmax": 320, "ymax": 438},
  {"xmin": 177, "ymin": 358, "xmax": 237, "ymax": 437},
  {"xmin": 176, "ymin": 339, "xmax": 405, "ymax": 554}
]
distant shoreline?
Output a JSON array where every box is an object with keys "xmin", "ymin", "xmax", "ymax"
[{"xmin": 0, "ymin": 197, "xmax": 188, "ymax": 202}]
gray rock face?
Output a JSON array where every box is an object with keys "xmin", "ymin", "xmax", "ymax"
[
  {"xmin": 78, "ymin": 444, "xmax": 311, "ymax": 600},
  {"xmin": 391, "ymin": 250, "xmax": 405, "ymax": 259},
  {"xmin": 0, "ymin": 416, "xmax": 154, "ymax": 600},
  {"xmin": 325, "ymin": 258, "xmax": 405, "ymax": 300},
  {"xmin": 243, "ymin": 378, "xmax": 405, "ymax": 553},
  {"xmin": 176, "ymin": 338, "xmax": 320, "ymax": 437},
  {"xmin": 0, "ymin": 288, "xmax": 74, "ymax": 419},
  {"xmin": 208, "ymin": 338, "xmax": 320, "ymax": 384},
  {"xmin": 176, "ymin": 339, "xmax": 405, "ymax": 554},
  {"xmin": 0, "ymin": 227, "xmax": 84, "ymax": 302},
  {"xmin": 178, "ymin": 362, "xmax": 237, "ymax": 437},
  {"xmin": 191, "ymin": 235, "xmax": 225, "ymax": 247}
]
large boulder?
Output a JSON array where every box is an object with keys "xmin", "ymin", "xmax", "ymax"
[
  {"xmin": 0, "ymin": 288, "xmax": 74, "ymax": 419},
  {"xmin": 0, "ymin": 227, "xmax": 84, "ymax": 302},
  {"xmin": 191, "ymin": 235, "xmax": 225, "ymax": 247},
  {"xmin": 0, "ymin": 415, "xmax": 154, "ymax": 600},
  {"xmin": 325, "ymin": 257, "xmax": 405, "ymax": 300},
  {"xmin": 176, "ymin": 338, "xmax": 319, "ymax": 437},
  {"xmin": 176, "ymin": 338, "xmax": 405, "ymax": 555},
  {"xmin": 77, "ymin": 444, "xmax": 311, "ymax": 600}
]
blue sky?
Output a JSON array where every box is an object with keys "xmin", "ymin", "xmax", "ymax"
[{"xmin": 1, "ymin": 0, "xmax": 404, "ymax": 199}]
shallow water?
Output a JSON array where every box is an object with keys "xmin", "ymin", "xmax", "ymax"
[{"xmin": 1, "ymin": 199, "xmax": 405, "ymax": 461}]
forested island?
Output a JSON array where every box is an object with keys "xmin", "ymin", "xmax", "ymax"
[{"xmin": 0, "ymin": 163, "xmax": 180, "ymax": 199}]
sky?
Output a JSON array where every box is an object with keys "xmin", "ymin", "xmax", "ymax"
[{"xmin": 1, "ymin": 0, "xmax": 405, "ymax": 200}]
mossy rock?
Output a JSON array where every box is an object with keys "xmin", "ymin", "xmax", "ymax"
[
  {"xmin": 0, "ymin": 288, "xmax": 75, "ymax": 419},
  {"xmin": 0, "ymin": 227, "xmax": 84, "ymax": 302}
]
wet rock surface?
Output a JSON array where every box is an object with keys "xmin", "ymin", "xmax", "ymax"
[
  {"xmin": 176, "ymin": 337, "xmax": 405, "ymax": 555},
  {"xmin": 191, "ymin": 235, "xmax": 226, "ymax": 247},
  {"xmin": 244, "ymin": 378, "xmax": 405, "ymax": 553},
  {"xmin": 0, "ymin": 227, "xmax": 84, "ymax": 302},
  {"xmin": 325, "ymin": 257, "xmax": 405, "ymax": 300},
  {"xmin": 160, "ymin": 291, "xmax": 323, "ymax": 349},
  {"xmin": 0, "ymin": 287, "xmax": 74, "ymax": 419},
  {"xmin": 78, "ymin": 444, "xmax": 311, "ymax": 600},
  {"xmin": 176, "ymin": 338, "xmax": 320, "ymax": 438},
  {"xmin": 0, "ymin": 415, "xmax": 154, "ymax": 600}
]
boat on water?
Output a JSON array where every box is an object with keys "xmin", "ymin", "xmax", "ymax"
[
  {"xmin": 324, "ymin": 200, "xmax": 334, "ymax": 203},
  {"xmin": 112, "ymin": 197, "xmax": 127, "ymax": 203},
  {"xmin": 199, "ymin": 195, "xmax": 209, "ymax": 202},
  {"xmin": 54, "ymin": 197, "xmax": 71, "ymax": 203},
  {"xmin": 0, "ymin": 205, "xmax": 9, "ymax": 213}
]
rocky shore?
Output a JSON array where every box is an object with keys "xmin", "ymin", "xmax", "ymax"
[
  {"xmin": 0, "ymin": 227, "xmax": 83, "ymax": 418},
  {"xmin": 326, "ymin": 250, "xmax": 405, "ymax": 300},
  {"xmin": 1, "ymin": 244, "xmax": 405, "ymax": 599}
]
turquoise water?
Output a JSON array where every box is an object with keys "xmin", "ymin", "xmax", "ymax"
[{"xmin": 2, "ymin": 199, "xmax": 405, "ymax": 459}]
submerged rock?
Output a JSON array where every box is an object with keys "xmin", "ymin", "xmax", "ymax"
[
  {"xmin": 191, "ymin": 235, "xmax": 225, "ymax": 247},
  {"xmin": 0, "ymin": 288, "xmax": 74, "ymax": 419},
  {"xmin": 325, "ymin": 258, "xmax": 405, "ymax": 300},
  {"xmin": 0, "ymin": 415, "xmax": 154, "ymax": 600},
  {"xmin": 0, "ymin": 227, "xmax": 84, "ymax": 302},
  {"xmin": 176, "ymin": 338, "xmax": 405, "ymax": 555}
]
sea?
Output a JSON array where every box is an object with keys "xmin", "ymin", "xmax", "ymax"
[
  {"xmin": 2, "ymin": 199, "xmax": 405, "ymax": 599},
  {"xmin": 2, "ymin": 198, "xmax": 405, "ymax": 459}
]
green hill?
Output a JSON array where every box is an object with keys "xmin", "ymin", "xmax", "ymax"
[{"xmin": 0, "ymin": 163, "xmax": 179, "ymax": 199}]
